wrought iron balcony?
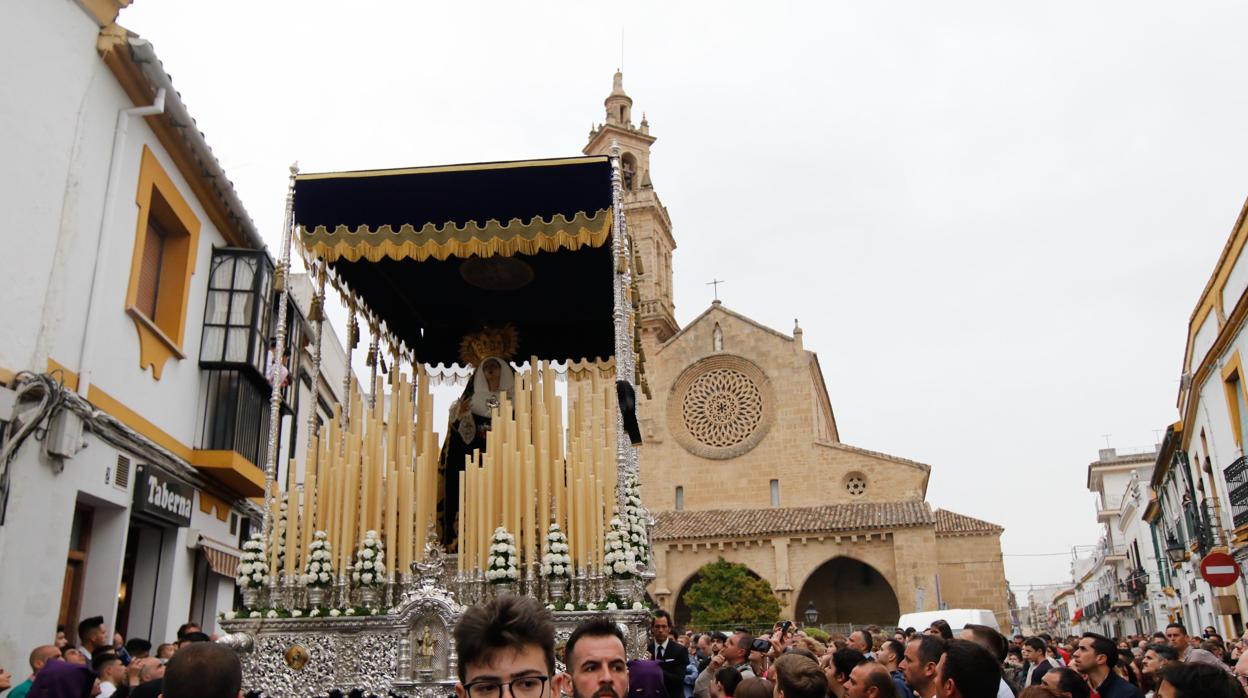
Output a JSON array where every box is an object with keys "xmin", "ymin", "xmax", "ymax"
[{"xmin": 1225, "ymin": 455, "xmax": 1248, "ymax": 529}]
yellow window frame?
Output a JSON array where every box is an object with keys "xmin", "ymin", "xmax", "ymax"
[{"xmin": 125, "ymin": 145, "xmax": 200, "ymax": 379}]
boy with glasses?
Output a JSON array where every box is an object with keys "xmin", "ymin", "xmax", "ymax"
[{"xmin": 455, "ymin": 596, "xmax": 559, "ymax": 698}]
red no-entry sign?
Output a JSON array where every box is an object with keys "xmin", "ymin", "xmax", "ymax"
[{"xmin": 1200, "ymin": 552, "xmax": 1242, "ymax": 587}]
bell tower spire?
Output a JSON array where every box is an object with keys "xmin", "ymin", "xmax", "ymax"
[
  {"xmin": 584, "ymin": 72, "xmax": 678, "ymax": 348},
  {"xmin": 605, "ymin": 70, "xmax": 633, "ymax": 126}
]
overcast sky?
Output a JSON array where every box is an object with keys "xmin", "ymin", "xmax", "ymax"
[{"xmin": 122, "ymin": 1, "xmax": 1248, "ymax": 592}]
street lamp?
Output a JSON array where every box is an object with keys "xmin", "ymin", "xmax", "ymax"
[
  {"xmin": 1165, "ymin": 538, "xmax": 1186, "ymax": 564},
  {"xmin": 804, "ymin": 601, "xmax": 819, "ymax": 626}
]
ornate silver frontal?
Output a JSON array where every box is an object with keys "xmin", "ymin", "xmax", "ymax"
[{"xmin": 220, "ymin": 578, "xmax": 653, "ymax": 698}]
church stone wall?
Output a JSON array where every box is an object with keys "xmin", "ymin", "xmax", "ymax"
[
  {"xmin": 891, "ymin": 527, "xmax": 941, "ymax": 616},
  {"xmin": 935, "ymin": 534, "xmax": 1013, "ymax": 633},
  {"xmin": 638, "ymin": 306, "xmax": 928, "ymax": 513}
]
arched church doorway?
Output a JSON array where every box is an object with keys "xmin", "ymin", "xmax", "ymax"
[
  {"xmin": 796, "ymin": 556, "xmax": 899, "ymax": 628},
  {"xmin": 674, "ymin": 566, "xmax": 765, "ymax": 629}
]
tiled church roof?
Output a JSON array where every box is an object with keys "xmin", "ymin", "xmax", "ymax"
[
  {"xmin": 933, "ymin": 509, "xmax": 1004, "ymax": 536},
  {"xmin": 652, "ymin": 501, "xmax": 934, "ymax": 541}
]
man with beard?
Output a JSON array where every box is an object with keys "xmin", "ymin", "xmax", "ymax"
[
  {"xmin": 456, "ymin": 597, "xmax": 560, "ymax": 698},
  {"xmin": 900, "ymin": 635, "xmax": 945, "ymax": 698},
  {"xmin": 557, "ymin": 617, "xmax": 631, "ymax": 698},
  {"xmin": 1070, "ymin": 633, "xmax": 1143, "ymax": 698}
]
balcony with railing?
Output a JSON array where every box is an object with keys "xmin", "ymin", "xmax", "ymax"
[{"xmin": 1225, "ymin": 455, "xmax": 1248, "ymax": 529}]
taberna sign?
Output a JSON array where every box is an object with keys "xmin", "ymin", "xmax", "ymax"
[{"xmin": 133, "ymin": 467, "xmax": 194, "ymax": 527}]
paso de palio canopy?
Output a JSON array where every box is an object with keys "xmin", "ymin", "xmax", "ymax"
[{"xmin": 294, "ymin": 156, "xmax": 618, "ymax": 368}]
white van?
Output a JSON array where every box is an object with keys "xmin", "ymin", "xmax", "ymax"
[{"xmin": 896, "ymin": 609, "xmax": 1000, "ymax": 634}]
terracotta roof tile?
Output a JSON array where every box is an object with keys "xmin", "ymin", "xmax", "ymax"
[
  {"xmin": 652, "ymin": 501, "xmax": 934, "ymax": 541},
  {"xmin": 933, "ymin": 509, "xmax": 1004, "ymax": 536}
]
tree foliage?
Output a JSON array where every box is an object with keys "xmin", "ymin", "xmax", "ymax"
[{"xmin": 684, "ymin": 557, "xmax": 781, "ymax": 630}]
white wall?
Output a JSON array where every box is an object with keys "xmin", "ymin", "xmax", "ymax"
[{"xmin": 0, "ymin": 0, "xmax": 258, "ymax": 674}]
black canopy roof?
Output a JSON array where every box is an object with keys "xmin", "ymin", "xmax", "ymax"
[
  {"xmin": 294, "ymin": 156, "xmax": 613, "ymax": 231},
  {"xmin": 294, "ymin": 156, "xmax": 617, "ymax": 367}
]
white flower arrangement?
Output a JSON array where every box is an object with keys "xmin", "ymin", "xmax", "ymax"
[
  {"xmin": 345, "ymin": 608, "xmax": 356, "ymax": 616},
  {"xmin": 249, "ymin": 611, "xmax": 261, "ymax": 618},
  {"xmin": 352, "ymin": 530, "xmax": 386, "ymax": 588},
  {"xmin": 632, "ymin": 601, "xmax": 645, "ymax": 611},
  {"xmin": 487, "ymin": 527, "xmax": 520, "ymax": 584},
  {"xmin": 266, "ymin": 610, "xmax": 278, "ymax": 618},
  {"xmin": 237, "ymin": 533, "xmax": 270, "ymax": 589},
  {"xmin": 606, "ymin": 602, "xmax": 618, "ymax": 610},
  {"xmin": 564, "ymin": 603, "xmax": 576, "ymax": 611},
  {"xmin": 291, "ymin": 609, "xmax": 303, "ymax": 617},
  {"xmin": 604, "ymin": 515, "xmax": 639, "ymax": 579},
  {"xmin": 224, "ymin": 610, "xmax": 237, "ymax": 620},
  {"xmin": 620, "ymin": 473, "xmax": 651, "ymax": 571},
  {"xmin": 539, "ymin": 523, "xmax": 572, "ymax": 579},
  {"xmin": 329, "ymin": 609, "xmax": 341, "ymax": 617},
  {"xmin": 303, "ymin": 530, "xmax": 335, "ymax": 589},
  {"xmin": 310, "ymin": 608, "xmax": 321, "ymax": 617}
]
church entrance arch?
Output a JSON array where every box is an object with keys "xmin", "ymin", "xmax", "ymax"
[
  {"xmin": 673, "ymin": 566, "xmax": 765, "ymax": 629},
  {"xmin": 796, "ymin": 556, "xmax": 899, "ymax": 628}
]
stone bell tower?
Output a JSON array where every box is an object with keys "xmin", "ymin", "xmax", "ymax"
[{"xmin": 584, "ymin": 71, "xmax": 678, "ymax": 352}]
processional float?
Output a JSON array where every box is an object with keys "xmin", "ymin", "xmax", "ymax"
[{"xmin": 218, "ymin": 148, "xmax": 654, "ymax": 698}]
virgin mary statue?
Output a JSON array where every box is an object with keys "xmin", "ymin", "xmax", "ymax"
[{"xmin": 437, "ymin": 326, "xmax": 517, "ymax": 550}]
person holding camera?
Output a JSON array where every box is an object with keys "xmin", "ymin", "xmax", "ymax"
[{"xmin": 695, "ymin": 632, "xmax": 756, "ymax": 698}]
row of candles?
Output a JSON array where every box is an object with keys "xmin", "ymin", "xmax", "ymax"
[
  {"xmin": 268, "ymin": 360, "xmax": 620, "ymax": 582},
  {"xmin": 456, "ymin": 362, "xmax": 618, "ymax": 573}
]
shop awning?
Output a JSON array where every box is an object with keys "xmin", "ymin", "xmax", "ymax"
[
  {"xmin": 199, "ymin": 535, "xmax": 241, "ymax": 579},
  {"xmin": 293, "ymin": 156, "xmax": 617, "ymax": 367}
]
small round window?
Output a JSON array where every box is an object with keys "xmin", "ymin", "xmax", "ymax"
[{"xmin": 845, "ymin": 473, "xmax": 867, "ymax": 497}]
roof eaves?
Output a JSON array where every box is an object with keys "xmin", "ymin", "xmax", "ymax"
[{"xmin": 123, "ymin": 35, "xmax": 267, "ymax": 252}]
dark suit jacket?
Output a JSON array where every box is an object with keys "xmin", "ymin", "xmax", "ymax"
[
  {"xmin": 649, "ymin": 640, "xmax": 689, "ymax": 698},
  {"xmin": 1025, "ymin": 659, "xmax": 1054, "ymax": 685}
]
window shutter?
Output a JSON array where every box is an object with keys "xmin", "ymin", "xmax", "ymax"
[{"xmin": 136, "ymin": 221, "xmax": 167, "ymax": 319}]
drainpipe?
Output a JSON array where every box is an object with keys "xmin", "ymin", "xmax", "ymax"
[{"xmin": 76, "ymin": 88, "xmax": 167, "ymax": 398}]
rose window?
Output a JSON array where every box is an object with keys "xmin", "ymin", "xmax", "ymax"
[
  {"xmin": 845, "ymin": 475, "xmax": 867, "ymax": 497},
  {"xmin": 681, "ymin": 368, "xmax": 764, "ymax": 448},
  {"xmin": 668, "ymin": 355, "xmax": 774, "ymax": 459}
]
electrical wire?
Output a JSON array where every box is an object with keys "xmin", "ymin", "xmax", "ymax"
[{"xmin": 0, "ymin": 372, "xmax": 65, "ymax": 525}]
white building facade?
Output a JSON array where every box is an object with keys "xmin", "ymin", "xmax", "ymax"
[
  {"xmin": 1143, "ymin": 192, "xmax": 1248, "ymax": 638},
  {"xmin": 0, "ymin": 0, "xmax": 345, "ymax": 674},
  {"xmin": 1080, "ymin": 448, "xmax": 1167, "ymax": 637}
]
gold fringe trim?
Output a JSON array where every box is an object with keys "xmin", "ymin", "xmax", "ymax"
[{"xmin": 300, "ymin": 209, "xmax": 610, "ymax": 263}]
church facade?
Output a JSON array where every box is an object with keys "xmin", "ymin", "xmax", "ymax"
[{"xmin": 584, "ymin": 73, "xmax": 1011, "ymax": 631}]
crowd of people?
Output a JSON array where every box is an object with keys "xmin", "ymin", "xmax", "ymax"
[
  {"xmin": 644, "ymin": 617, "xmax": 1248, "ymax": 698},
  {"xmin": 0, "ymin": 616, "xmax": 217, "ymax": 698},
  {"xmin": 7, "ymin": 606, "xmax": 1248, "ymax": 698}
]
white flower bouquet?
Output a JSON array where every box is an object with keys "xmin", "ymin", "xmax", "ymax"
[
  {"xmin": 303, "ymin": 530, "xmax": 335, "ymax": 588},
  {"xmin": 487, "ymin": 527, "xmax": 519, "ymax": 584},
  {"xmin": 540, "ymin": 523, "xmax": 571, "ymax": 579},
  {"xmin": 236, "ymin": 533, "xmax": 269, "ymax": 589},
  {"xmin": 604, "ymin": 515, "xmax": 639, "ymax": 579},
  {"xmin": 352, "ymin": 530, "xmax": 386, "ymax": 588},
  {"xmin": 622, "ymin": 474, "xmax": 650, "ymax": 569}
]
